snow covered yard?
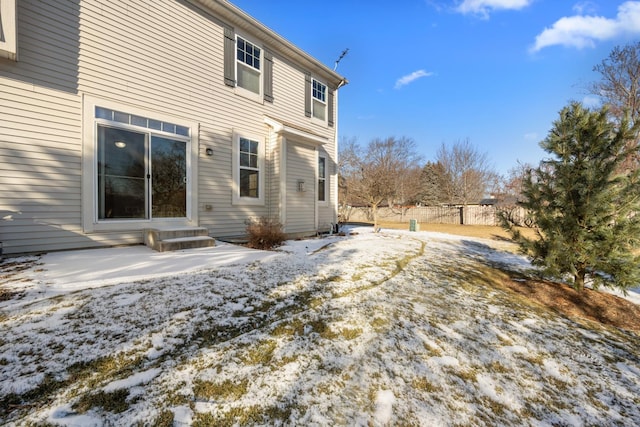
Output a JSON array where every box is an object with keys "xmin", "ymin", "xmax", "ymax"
[{"xmin": 1, "ymin": 227, "xmax": 640, "ymax": 426}]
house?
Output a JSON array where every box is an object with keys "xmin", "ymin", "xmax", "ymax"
[{"xmin": 0, "ymin": 0, "xmax": 347, "ymax": 254}]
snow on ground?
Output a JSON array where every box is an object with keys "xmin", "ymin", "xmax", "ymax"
[{"xmin": 1, "ymin": 227, "xmax": 640, "ymax": 426}]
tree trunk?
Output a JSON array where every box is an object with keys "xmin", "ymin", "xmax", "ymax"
[
  {"xmin": 574, "ymin": 268, "xmax": 586, "ymax": 291},
  {"xmin": 372, "ymin": 204, "xmax": 379, "ymax": 232}
]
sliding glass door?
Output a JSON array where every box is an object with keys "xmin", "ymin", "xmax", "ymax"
[
  {"xmin": 151, "ymin": 136, "xmax": 186, "ymax": 218},
  {"xmin": 97, "ymin": 125, "xmax": 187, "ymax": 220}
]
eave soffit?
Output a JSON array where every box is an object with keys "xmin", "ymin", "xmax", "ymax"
[{"xmin": 191, "ymin": 0, "xmax": 348, "ymax": 89}]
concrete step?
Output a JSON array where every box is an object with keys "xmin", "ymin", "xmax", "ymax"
[{"xmin": 144, "ymin": 227, "xmax": 215, "ymax": 252}]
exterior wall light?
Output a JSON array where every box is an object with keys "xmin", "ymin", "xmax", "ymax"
[{"xmin": 205, "ymin": 148, "xmax": 214, "ymax": 156}]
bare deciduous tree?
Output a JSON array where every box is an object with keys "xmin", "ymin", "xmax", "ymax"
[
  {"xmin": 590, "ymin": 41, "xmax": 640, "ymax": 169},
  {"xmin": 435, "ymin": 138, "xmax": 494, "ymax": 206},
  {"xmin": 339, "ymin": 136, "xmax": 422, "ymax": 230},
  {"xmin": 590, "ymin": 41, "xmax": 640, "ymax": 125}
]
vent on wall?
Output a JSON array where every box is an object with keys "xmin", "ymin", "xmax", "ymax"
[{"xmin": 0, "ymin": 0, "xmax": 17, "ymax": 61}]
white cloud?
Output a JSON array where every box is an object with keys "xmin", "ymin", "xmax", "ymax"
[
  {"xmin": 394, "ymin": 70, "xmax": 434, "ymax": 89},
  {"xmin": 531, "ymin": 1, "xmax": 640, "ymax": 52},
  {"xmin": 572, "ymin": 1, "xmax": 597, "ymax": 15},
  {"xmin": 524, "ymin": 132, "xmax": 539, "ymax": 141},
  {"xmin": 456, "ymin": 0, "xmax": 533, "ymax": 18}
]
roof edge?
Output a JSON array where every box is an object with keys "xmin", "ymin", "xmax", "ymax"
[{"xmin": 192, "ymin": 0, "xmax": 348, "ymax": 88}]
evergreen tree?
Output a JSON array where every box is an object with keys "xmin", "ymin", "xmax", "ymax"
[
  {"xmin": 419, "ymin": 161, "xmax": 447, "ymax": 205},
  {"xmin": 508, "ymin": 102, "xmax": 640, "ymax": 291}
]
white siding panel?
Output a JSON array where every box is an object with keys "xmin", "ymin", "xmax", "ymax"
[
  {"xmin": 284, "ymin": 142, "xmax": 316, "ymax": 234},
  {"xmin": 0, "ymin": 0, "xmax": 83, "ymax": 254}
]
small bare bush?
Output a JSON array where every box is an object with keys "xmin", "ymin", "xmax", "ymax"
[{"xmin": 245, "ymin": 217, "xmax": 286, "ymax": 250}]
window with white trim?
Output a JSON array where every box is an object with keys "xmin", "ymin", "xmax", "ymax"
[
  {"xmin": 0, "ymin": 0, "xmax": 18, "ymax": 61},
  {"xmin": 233, "ymin": 132, "xmax": 264, "ymax": 205},
  {"xmin": 318, "ymin": 156, "xmax": 327, "ymax": 202},
  {"xmin": 94, "ymin": 107, "xmax": 190, "ymax": 220},
  {"xmin": 312, "ymin": 79, "xmax": 327, "ymax": 121},
  {"xmin": 236, "ymin": 35, "xmax": 262, "ymax": 95}
]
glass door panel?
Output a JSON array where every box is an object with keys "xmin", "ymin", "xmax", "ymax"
[
  {"xmin": 151, "ymin": 136, "xmax": 187, "ymax": 218},
  {"xmin": 97, "ymin": 126, "xmax": 147, "ymax": 219}
]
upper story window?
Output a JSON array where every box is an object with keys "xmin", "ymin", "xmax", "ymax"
[
  {"xmin": 312, "ymin": 79, "xmax": 327, "ymax": 121},
  {"xmin": 305, "ymin": 74, "xmax": 333, "ymax": 125},
  {"xmin": 224, "ymin": 27, "xmax": 273, "ymax": 102},
  {"xmin": 236, "ymin": 35, "xmax": 262, "ymax": 95}
]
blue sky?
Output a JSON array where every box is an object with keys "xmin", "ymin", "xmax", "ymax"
[{"xmin": 231, "ymin": 0, "xmax": 640, "ymax": 175}]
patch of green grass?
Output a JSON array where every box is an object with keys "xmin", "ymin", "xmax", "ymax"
[
  {"xmin": 340, "ymin": 327, "xmax": 362, "ymax": 340},
  {"xmin": 148, "ymin": 409, "xmax": 174, "ymax": 427},
  {"xmin": 412, "ymin": 377, "xmax": 442, "ymax": 393},
  {"xmin": 423, "ymin": 343, "xmax": 443, "ymax": 357},
  {"xmin": 370, "ymin": 316, "xmax": 388, "ymax": 332},
  {"xmin": 66, "ymin": 352, "xmax": 145, "ymax": 390},
  {"xmin": 312, "ymin": 319, "xmax": 338, "ymax": 339},
  {"xmin": 395, "ymin": 249, "xmax": 420, "ymax": 273},
  {"xmin": 272, "ymin": 318, "xmax": 305, "ymax": 336},
  {"xmin": 193, "ymin": 378, "xmax": 249, "ymax": 401},
  {"xmin": 193, "ymin": 404, "xmax": 292, "ymax": 427},
  {"xmin": 1, "ymin": 373, "xmax": 65, "ymax": 417},
  {"xmin": 271, "ymin": 318, "xmax": 336, "ymax": 339},
  {"xmin": 519, "ymin": 353, "xmax": 545, "ymax": 367},
  {"xmin": 479, "ymin": 396, "xmax": 506, "ymax": 417},
  {"xmin": 241, "ymin": 339, "xmax": 277, "ymax": 365},
  {"xmin": 351, "ymin": 271, "xmax": 364, "ymax": 281},
  {"xmin": 318, "ymin": 275, "xmax": 343, "ymax": 284},
  {"xmin": 487, "ymin": 361, "xmax": 510, "ymax": 374},
  {"xmin": 192, "ymin": 411, "xmax": 222, "ymax": 427},
  {"xmin": 452, "ymin": 367, "xmax": 478, "ymax": 383},
  {"xmin": 73, "ymin": 389, "xmax": 131, "ymax": 414},
  {"xmin": 164, "ymin": 382, "xmax": 190, "ymax": 406}
]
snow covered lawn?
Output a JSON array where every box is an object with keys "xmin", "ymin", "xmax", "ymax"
[{"xmin": 2, "ymin": 227, "xmax": 640, "ymax": 426}]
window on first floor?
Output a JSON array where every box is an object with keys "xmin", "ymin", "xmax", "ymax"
[
  {"xmin": 0, "ymin": 0, "xmax": 17, "ymax": 60},
  {"xmin": 233, "ymin": 132, "xmax": 264, "ymax": 205},
  {"xmin": 239, "ymin": 137, "xmax": 259, "ymax": 198},
  {"xmin": 95, "ymin": 107, "xmax": 190, "ymax": 220},
  {"xmin": 318, "ymin": 156, "xmax": 327, "ymax": 202}
]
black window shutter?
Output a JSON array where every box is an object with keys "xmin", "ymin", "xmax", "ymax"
[
  {"xmin": 264, "ymin": 50, "xmax": 274, "ymax": 103},
  {"xmin": 223, "ymin": 26, "xmax": 235, "ymax": 87},
  {"xmin": 304, "ymin": 73, "xmax": 312, "ymax": 117},
  {"xmin": 328, "ymin": 88, "xmax": 334, "ymax": 127}
]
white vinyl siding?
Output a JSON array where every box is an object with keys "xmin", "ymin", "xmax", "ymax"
[
  {"xmin": 0, "ymin": 0, "xmax": 340, "ymax": 253},
  {"xmin": 284, "ymin": 142, "xmax": 317, "ymax": 234}
]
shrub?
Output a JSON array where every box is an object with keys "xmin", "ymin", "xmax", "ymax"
[{"xmin": 245, "ymin": 217, "xmax": 286, "ymax": 250}]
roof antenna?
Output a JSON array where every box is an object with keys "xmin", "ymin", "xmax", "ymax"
[{"xmin": 334, "ymin": 48, "xmax": 349, "ymax": 71}]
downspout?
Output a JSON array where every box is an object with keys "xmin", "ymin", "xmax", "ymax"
[{"xmin": 333, "ymin": 78, "xmax": 347, "ymax": 226}]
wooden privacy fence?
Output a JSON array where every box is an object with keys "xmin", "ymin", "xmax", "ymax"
[{"xmin": 342, "ymin": 205, "xmax": 529, "ymax": 227}]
